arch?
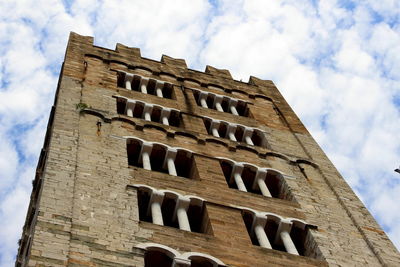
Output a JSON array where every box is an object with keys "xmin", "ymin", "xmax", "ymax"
[
  {"xmin": 265, "ymin": 152, "xmax": 291, "ymax": 162},
  {"xmin": 242, "ymin": 162, "xmax": 259, "ymax": 171},
  {"xmin": 231, "ymin": 89, "xmax": 249, "ymax": 96},
  {"xmin": 112, "ymin": 116, "xmax": 137, "ymax": 126},
  {"xmin": 135, "ymin": 243, "xmax": 180, "ymax": 259},
  {"xmin": 264, "ymin": 168, "xmax": 285, "ymax": 176},
  {"xmin": 183, "ymin": 77, "xmax": 202, "ymax": 85},
  {"xmin": 263, "ymin": 212, "xmax": 283, "ymax": 223},
  {"xmin": 235, "ymin": 145, "xmax": 259, "ymax": 156},
  {"xmin": 240, "ymin": 207, "xmax": 258, "ymax": 217},
  {"xmin": 79, "ymin": 109, "xmax": 108, "ymax": 121},
  {"xmin": 160, "ymin": 190, "xmax": 182, "ymax": 200},
  {"xmin": 296, "ymin": 159, "xmax": 319, "ymax": 169},
  {"xmin": 205, "ymin": 138, "xmax": 229, "ymax": 147},
  {"xmin": 289, "ymin": 218, "xmax": 308, "ymax": 230},
  {"xmin": 187, "ymin": 196, "xmax": 205, "ymax": 207},
  {"xmin": 84, "ymin": 53, "xmax": 104, "ymax": 61},
  {"xmin": 207, "ymin": 83, "xmax": 225, "ymax": 92},
  {"xmin": 142, "ymin": 124, "xmax": 168, "ymax": 133},
  {"xmin": 134, "ymin": 65, "xmax": 154, "ymax": 74},
  {"xmin": 254, "ymin": 94, "xmax": 273, "ymax": 102},
  {"xmin": 109, "ymin": 59, "xmax": 128, "ymax": 67},
  {"xmin": 159, "ymin": 71, "xmax": 177, "ymax": 79},
  {"xmin": 182, "ymin": 252, "xmax": 225, "ymax": 266},
  {"xmin": 175, "ymin": 131, "xmax": 198, "ymax": 142},
  {"xmin": 133, "ymin": 184, "xmax": 156, "ymax": 194}
]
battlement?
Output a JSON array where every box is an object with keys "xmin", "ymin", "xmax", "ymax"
[{"xmin": 68, "ymin": 32, "xmax": 274, "ymax": 88}]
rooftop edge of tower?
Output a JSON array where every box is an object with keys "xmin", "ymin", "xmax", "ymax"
[{"xmin": 67, "ymin": 32, "xmax": 275, "ymax": 88}]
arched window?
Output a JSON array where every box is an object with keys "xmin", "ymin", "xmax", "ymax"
[
  {"xmin": 218, "ymin": 159, "xmax": 290, "ymax": 200},
  {"xmin": 117, "ymin": 71, "xmax": 174, "ymax": 99},
  {"xmin": 137, "ymin": 243, "xmax": 226, "ymax": 267},
  {"xmin": 126, "ymin": 138, "xmax": 196, "ymax": 179}
]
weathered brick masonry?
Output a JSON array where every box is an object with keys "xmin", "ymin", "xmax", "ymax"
[{"xmin": 16, "ymin": 32, "xmax": 400, "ymax": 266}]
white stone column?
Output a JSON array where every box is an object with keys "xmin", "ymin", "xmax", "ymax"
[
  {"xmin": 173, "ymin": 197, "xmax": 191, "ymax": 231},
  {"xmin": 281, "ymin": 230, "xmax": 299, "ymax": 255},
  {"xmin": 139, "ymin": 77, "xmax": 149, "ymax": 94},
  {"xmin": 199, "ymin": 92, "xmax": 208, "ymax": 108},
  {"xmin": 243, "ymin": 128, "xmax": 254, "ymax": 146},
  {"xmin": 210, "ymin": 121, "xmax": 220, "ymax": 137},
  {"xmin": 140, "ymin": 143, "xmax": 153, "ymax": 171},
  {"xmin": 214, "ymin": 96, "xmax": 224, "ymax": 112},
  {"xmin": 155, "ymin": 81, "xmax": 164, "ymax": 97},
  {"xmin": 160, "ymin": 109, "xmax": 171, "ymax": 126},
  {"xmin": 229, "ymin": 99, "xmax": 239, "ymax": 115},
  {"xmin": 143, "ymin": 105, "xmax": 153, "ymax": 121},
  {"xmin": 275, "ymin": 220, "xmax": 299, "ymax": 255},
  {"xmin": 124, "ymin": 73, "xmax": 133, "ymax": 90},
  {"xmin": 253, "ymin": 216, "xmax": 272, "ymax": 249},
  {"xmin": 126, "ymin": 100, "xmax": 135, "ymax": 117},
  {"xmin": 167, "ymin": 158, "xmax": 177, "ymax": 176},
  {"xmin": 148, "ymin": 191, "xmax": 164, "ymax": 226},
  {"xmin": 163, "ymin": 149, "xmax": 178, "ymax": 176},
  {"xmin": 253, "ymin": 169, "xmax": 272, "ymax": 197},
  {"xmin": 226, "ymin": 124, "xmax": 237, "ymax": 141},
  {"xmin": 232, "ymin": 164, "xmax": 247, "ymax": 192}
]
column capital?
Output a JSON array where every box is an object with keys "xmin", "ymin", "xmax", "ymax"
[
  {"xmin": 228, "ymin": 98, "xmax": 238, "ymax": 106},
  {"xmin": 251, "ymin": 169, "xmax": 267, "ymax": 190},
  {"xmin": 243, "ymin": 127, "xmax": 254, "ymax": 138},
  {"xmin": 139, "ymin": 77, "xmax": 149, "ymax": 85},
  {"xmin": 172, "ymin": 257, "xmax": 191, "ymax": 267},
  {"xmin": 274, "ymin": 219, "xmax": 293, "ymax": 244},
  {"xmin": 124, "ymin": 72, "xmax": 133, "ymax": 82},
  {"xmin": 225, "ymin": 124, "xmax": 237, "ymax": 141},
  {"xmin": 251, "ymin": 214, "xmax": 268, "ymax": 233},
  {"xmin": 162, "ymin": 148, "xmax": 178, "ymax": 168},
  {"xmin": 160, "ymin": 108, "xmax": 171, "ymax": 117},
  {"xmin": 146, "ymin": 191, "xmax": 165, "ymax": 217},
  {"xmin": 172, "ymin": 196, "xmax": 191, "ymax": 221}
]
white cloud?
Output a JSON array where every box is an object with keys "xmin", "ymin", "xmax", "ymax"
[{"xmin": 0, "ymin": 1, "xmax": 400, "ymax": 265}]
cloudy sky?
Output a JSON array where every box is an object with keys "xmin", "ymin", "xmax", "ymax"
[{"xmin": 0, "ymin": 0, "xmax": 399, "ymax": 265}]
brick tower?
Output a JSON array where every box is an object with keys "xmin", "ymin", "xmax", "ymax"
[{"xmin": 16, "ymin": 32, "xmax": 400, "ymax": 266}]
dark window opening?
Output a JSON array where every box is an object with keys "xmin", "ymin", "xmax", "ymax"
[
  {"xmin": 252, "ymin": 131, "xmax": 264, "ymax": 147},
  {"xmin": 236, "ymin": 101, "xmax": 249, "ymax": 116},
  {"xmin": 220, "ymin": 161, "xmax": 234, "ymax": 188},
  {"xmin": 203, "ymin": 119, "xmax": 211, "ymax": 134},
  {"xmin": 265, "ymin": 172, "xmax": 283, "ymax": 199},
  {"xmin": 150, "ymin": 145, "xmax": 168, "ymax": 174},
  {"xmin": 116, "ymin": 98, "xmax": 126, "ymax": 114},
  {"xmin": 265, "ymin": 220, "xmax": 285, "ymax": 252},
  {"xmin": 127, "ymin": 140, "xmax": 142, "ymax": 167},
  {"xmin": 169, "ymin": 111, "xmax": 181, "ymax": 127},
  {"xmin": 221, "ymin": 98, "xmax": 229, "ymax": 112},
  {"xmin": 175, "ymin": 151, "xmax": 194, "ymax": 178},
  {"xmin": 218, "ymin": 123, "xmax": 227, "ymax": 138},
  {"xmin": 242, "ymin": 211, "xmax": 258, "ymax": 246},
  {"xmin": 138, "ymin": 190, "xmax": 151, "ymax": 223},
  {"xmin": 161, "ymin": 197, "xmax": 179, "ymax": 229},
  {"xmin": 144, "ymin": 250, "xmax": 173, "ymax": 267},
  {"xmin": 241, "ymin": 167, "xmax": 257, "ymax": 192},
  {"xmin": 234, "ymin": 127, "xmax": 245, "ymax": 142},
  {"xmin": 191, "ymin": 258, "xmax": 215, "ymax": 267}
]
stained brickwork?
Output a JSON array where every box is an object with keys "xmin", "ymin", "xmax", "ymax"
[{"xmin": 16, "ymin": 32, "xmax": 400, "ymax": 266}]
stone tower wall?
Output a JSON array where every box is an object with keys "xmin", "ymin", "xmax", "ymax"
[{"xmin": 16, "ymin": 32, "xmax": 400, "ymax": 267}]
